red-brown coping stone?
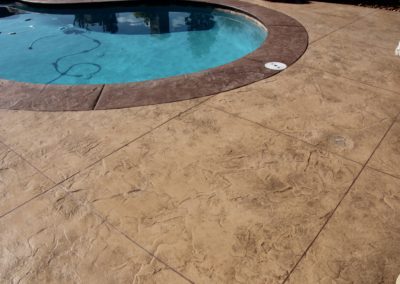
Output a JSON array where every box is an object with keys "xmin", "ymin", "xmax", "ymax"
[{"xmin": 0, "ymin": 0, "xmax": 308, "ymax": 111}]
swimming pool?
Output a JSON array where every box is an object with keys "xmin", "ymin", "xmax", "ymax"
[
  {"xmin": 0, "ymin": 0, "xmax": 308, "ymax": 111},
  {"xmin": 0, "ymin": 2, "xmax": 267, "ymax": 85}
]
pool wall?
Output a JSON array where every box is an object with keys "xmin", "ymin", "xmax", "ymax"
[{"xmin": 0, "ymin": 0, "xmax": 308, "ymax": 111}]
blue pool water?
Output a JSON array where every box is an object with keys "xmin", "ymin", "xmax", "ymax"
[{"xmin": 0, "ymin": 3, "xmax": 267, "ymax": 85}]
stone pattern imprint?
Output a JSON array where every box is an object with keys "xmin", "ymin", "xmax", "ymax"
[{"xmin": 0, "ymin": 0, "xmax": 400, "ymax": 283}]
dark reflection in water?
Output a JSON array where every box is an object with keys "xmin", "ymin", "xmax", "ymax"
[
  {"xmin": 74, "ymin": 12, "xmax": 119, "ymax": 34},
  {"xmin": 1, "ymin": 4, "xmax": 217, "ymax": 35},
  {"xmin": 70, "ymin": 7, "xmax": 216, "ymax": 35},
  {"xmin": 133, "ymin": 10, "xmax": 171, "ymax": 34},
  {"xmin": 186, "ymin": 12, "xmax": 217, "ymax": 57},
  {"xmin": 185, "ymin": 11, "xmax": 215, "ymax": 31},
  {"xmin": 0, "ymin": 6, "xmax": 23, "ymax": 18}
]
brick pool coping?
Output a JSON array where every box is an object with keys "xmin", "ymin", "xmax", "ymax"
[{"xmin": 0, "ymin": 0, "xmax": 308, "ymax": 111}]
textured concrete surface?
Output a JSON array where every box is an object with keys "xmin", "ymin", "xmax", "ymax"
[{"xmin": 0, "ymin": 0, "xmax": 400, "ymax": 283}]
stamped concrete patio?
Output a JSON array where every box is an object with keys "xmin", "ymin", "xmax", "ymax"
[{"xmin": 1, "ymin": 0, "xmax": 400, "ymax": 283}]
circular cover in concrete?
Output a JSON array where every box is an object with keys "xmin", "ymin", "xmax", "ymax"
[{"xmin": 0, "ymin": 0, "xmax": 308, "ymax": 111}]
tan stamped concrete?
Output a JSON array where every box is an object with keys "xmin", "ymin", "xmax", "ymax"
[
  {"xmin": 60, "ymin": 105, "xmax": 361, "ymax": 283},
  {"xmin": 208, "ymin": 63, "xmax": 400, "ymax": 164},
  {"xmin": 287, "ymin": 168, "xmax": 400, "ymax": 284},
  {"xmin": 0, "ymin": 187, "xmax": 189, "ymax": 283},
  {"xmin": 0, "ymin": 142, "xmax": 54, "ymax": 217},
  {"xmin": 1, "ymin": 0, "xmax": 400, "ymax": 283},
  {"xmin": 368, "ymin": 120, "xmax": 400, "ymax": 178},
  {"xmin": 0, "ymin": 98, "xmax": 206, "ymax": 182}
]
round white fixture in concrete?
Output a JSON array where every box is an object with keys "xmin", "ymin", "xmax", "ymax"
[{"xmin": 265, "ymin": 62, "xmax": 287, "ymax": 71}]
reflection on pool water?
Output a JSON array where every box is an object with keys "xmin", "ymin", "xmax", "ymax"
[{"xmin": 0, "ymin": 3, "xmax": 267, "ymax": 85}]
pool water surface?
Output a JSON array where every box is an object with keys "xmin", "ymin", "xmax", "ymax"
[{"xmin": 0, "ymin": 3, "xmax": 267, "ymax": 85}]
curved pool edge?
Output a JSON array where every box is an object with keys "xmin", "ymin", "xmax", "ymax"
[{"xmin": 0, "ymin": 0, "xmax": 308, "ymax": 111}]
